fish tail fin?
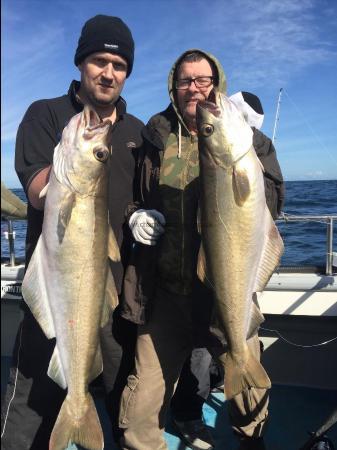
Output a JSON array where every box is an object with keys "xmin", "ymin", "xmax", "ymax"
[
  {"xmin": 224, "ymin": 349, "xmax": 271, "ymax": 400},
  {"xmin": 49, "ymin": 393, "xmax": 103, "ymax": 450}
]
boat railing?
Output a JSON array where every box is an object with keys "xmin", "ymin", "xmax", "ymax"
[
  {"xmin": 277, "ymin": 213, "xmax": 337, "ymax": 276},
  {"xmin": 2, "ymin": 213, "xmax": 337, "ymax": 274},
  {"xmin": 2, "ymin": 217, "xmax": 25, "ymax": 267}
]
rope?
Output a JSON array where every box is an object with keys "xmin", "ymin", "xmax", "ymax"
[
  {"xmin": 283, "ymin": 89, "xmax": 337, "ymax": 167},
  {"xmin": 1, "ymin": 323, "xmax": 23, "ymax": 438},
  {"xmin": 260, "ymin": 326, "xmax": 337, "ymax": 348}
]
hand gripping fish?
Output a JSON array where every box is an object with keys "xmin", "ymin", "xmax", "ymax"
[
  {"xmin": 22, "ymin": 105, "xmax": 120, "ymax": 450},
  {"xmin": 196, "ymin": 93, "xmax": 284, "ymax": 400}
]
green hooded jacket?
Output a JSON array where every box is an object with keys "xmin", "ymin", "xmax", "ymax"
[
  {"xmin": 121, "ymin": 49, "xmax": 283, "ymax": 324},
  {"xmin": 156, "ymin": 50, "xmax": 227, "ymax": 295}
]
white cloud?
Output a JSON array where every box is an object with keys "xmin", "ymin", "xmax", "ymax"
[{"xmin": 203, "ymin": 0, "xmax": 337, "ymax": 88}]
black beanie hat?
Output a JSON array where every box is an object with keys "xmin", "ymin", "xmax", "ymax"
[{"xmin": 74, "ymin": 15, "xmax": 134, "ymax": 77}]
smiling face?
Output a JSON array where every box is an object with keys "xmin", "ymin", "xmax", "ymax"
[
  {"xmin": 77, "ymin": 52, "xmax": 127, "ymax": 117},
  {"xmin": 175, "ymin": 58, "xmax": 214, "ymax": 131}
]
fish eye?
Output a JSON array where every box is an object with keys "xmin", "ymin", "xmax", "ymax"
[
  {"xmin": 201, "ymin": 124, "xmax": 214, "ymax": 137},
  {"xmin": 93, "ymin": 148, "xmax": 109, "ymax": 162}
]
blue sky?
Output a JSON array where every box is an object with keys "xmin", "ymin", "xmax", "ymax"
[{"xmin": 2, "ymin": 0, "xmax": 337, "ymax": 187}]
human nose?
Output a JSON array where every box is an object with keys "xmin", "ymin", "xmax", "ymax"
[
  {"xmin": 102, "ymin": 63, "xmax": 114, "ymax": 80},
  {"xmin": 187, "ymin": 79, "xmax": 199, "ymax": 92}
]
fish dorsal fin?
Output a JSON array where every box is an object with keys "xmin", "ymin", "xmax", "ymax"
[
  {"xmin": 254, "ymin": 210, "xmax": 284, "ymax": 292},
  {"xmin": 108, "ymin": 227, "xmax": 120, "ymax": 262},
  {"xmin": 57, "ymin": 192, "xmax": 76, "ymax": 243},
  {"xmin": 21, "ymin": 239, "xmax": 56, "ymax": 340},
  {"xmin": 48, "ymin": 346, "xmax": 67, "ymax": 389},
  {"xmin": 197, "ymin": 243, "xmax": 214, "ymax": 290},
  {"xmin": 233, "ymin": 165, "xmax": 250, "ymax": 206},
  {"xmin": 39, "ymin": 182, "xmax": 49, "ymax": 199}
]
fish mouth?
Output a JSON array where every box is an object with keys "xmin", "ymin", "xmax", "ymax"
[
  {"xmin": 87, "ymin": 119, "xmax": 111, "ymax": 132},
  {"xmin": 197, "ymin": 90, "xmax": 221, "ymax": 117}
]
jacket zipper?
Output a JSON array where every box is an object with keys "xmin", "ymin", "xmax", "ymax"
[{"xmin": 181, "ymin": 137, "xmax": 194, "ymax": 294}]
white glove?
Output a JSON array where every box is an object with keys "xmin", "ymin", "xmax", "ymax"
[{"xmin": 129, "ymin": 209, "xmax": 166, "ymax": 246}]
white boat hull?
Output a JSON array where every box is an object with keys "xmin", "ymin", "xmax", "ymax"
[
  {"xmin": 258, "ymin": 270, "xmax": 337, "ymax": 390},
  {"xmin": 1, "ymin": 262, "xmax": 337, "ymax": 389}
]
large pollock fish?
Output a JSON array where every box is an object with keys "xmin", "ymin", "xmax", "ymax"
[
  {"xmin": 196, "ymin": 93, "xmax": 284, "ymax": 400},
  {"xmin": 22, "ymin": 105, "xmax": 120, "ymax": 450}
]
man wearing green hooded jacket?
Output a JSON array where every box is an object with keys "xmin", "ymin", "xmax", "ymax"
[{"xmin": 118, "ymin": 49, "xmax": 284, "ymax": 450}]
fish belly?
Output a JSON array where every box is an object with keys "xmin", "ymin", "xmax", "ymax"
[
  {"xmin": 201, "ymin": 150, "xmax": 266, "ymax": 351},
  {"xmin": 23, "ymin": 172, "xmax": 109, "ymax": 405},
  {"xmin": 48, "ymin": 185, "xmax": 108, "ymax": 396}
]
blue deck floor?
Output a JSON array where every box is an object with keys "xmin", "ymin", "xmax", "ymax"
[
  {"xmin": 81, "ymin": 386, "xmax": 337, "ymax": 450},
  {"xmin": 2, "ymin": 357, "xmax": 336, "ymax": 449}
]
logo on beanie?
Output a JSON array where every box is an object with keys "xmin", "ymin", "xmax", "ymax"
[{"xmin": 104, "ymin": 43, "xmax": 119, "ymax": 50}]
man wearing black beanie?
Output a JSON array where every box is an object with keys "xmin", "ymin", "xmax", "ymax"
[
  {"xmin": 75, "ymin": 15, "xmax": 134, "ymax": 77},
  {"xmin": 2, "ymin": 14, "xmax": 143, "ymax": 450}
]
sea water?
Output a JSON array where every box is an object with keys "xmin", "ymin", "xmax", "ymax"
[{"xmin": 1, "ymin": 180, "xmax": 337, "ymax": 266}]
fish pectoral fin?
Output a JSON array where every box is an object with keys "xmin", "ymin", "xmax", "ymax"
[
  {"xmin": 254, "ymin": 211, "xmax": 284, "ymax": 292},
  {"xmin": 48, "ymin": 346, "xmax": 67, "ymax": 389},
  {"xmin": 57, "ymin": 191, "xmax": 76, "ymax": 242},
  {"xmin": 108, "ymin": 228, "xmax": 120, "ymax": 262},
  {"xmin": 21, "ymin": 240, "xmax": 55, "ymax": 339},
  {"xmin": 49, "ymin": 393, "xmax": 103, "ymax": 450},
  {"xmin": 197, "ymin": 243, "xmax": 213, "ymax": 289},
  {"xmin": 223, "ymin": 349, "xmax": 271, "ymax": 400},
  {"xmin": 233, "ymin": 166, "xmax": 251, "ymax": 206},
  {"xmin": 39, "ymin": 182, "xmax": 49, "ymax": 199}
]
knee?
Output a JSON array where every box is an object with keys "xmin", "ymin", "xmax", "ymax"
[{"xmin": 119, "ymin": 374, "xmax": 140, "ymax": 428}]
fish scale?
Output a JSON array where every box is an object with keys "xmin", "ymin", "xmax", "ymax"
[{"xmin": 196, "ymin": 93, "xmax": 284, "ymax": 400}]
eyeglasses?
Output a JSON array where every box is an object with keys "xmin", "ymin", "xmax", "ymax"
[{"xmin": 175, "ymin": 76, "xmax": 214, "ymax": 90}]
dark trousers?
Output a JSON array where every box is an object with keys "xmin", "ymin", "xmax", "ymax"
[
  {"xmin": 1, "ymin": 309, "xmax": 65, "ymax": 450},
  {"xmin": 1, "ymin": 305, "xmax": 135, "ymax": 450},
  {"xmin": 171, "ymin": 348, "xmax": 212, "ymax": 421},
  {"xmin": 100, "ymin": 308, "xmax": 137, "ymax": 442}
]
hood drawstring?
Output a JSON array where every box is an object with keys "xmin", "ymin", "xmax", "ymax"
[{"xmin": 177, "ymin": 121, "xmax": 182, "ymax": 159}]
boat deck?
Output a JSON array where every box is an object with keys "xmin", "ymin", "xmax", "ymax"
[{"xmin": 2, "ymin": 357, "xmax": 336, "ymax": 449}]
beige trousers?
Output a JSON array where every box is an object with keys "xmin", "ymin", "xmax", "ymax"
[{"xmin": 119, "ymin": 288, "xmax": 269, "ymax": 450}]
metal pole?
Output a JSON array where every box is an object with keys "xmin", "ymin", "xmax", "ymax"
[
  {"xmin": 7, "ymin": 219, "xmax": 16, "ymax": 267},
  {"xmin": 272, "ymin": 88, "xmax": 283, "ymax": 143},
  {"xmin": 326, "ymin": 217, "xmax": 333, "ymax": 275}
]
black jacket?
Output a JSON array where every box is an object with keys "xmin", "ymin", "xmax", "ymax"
[{"xmin": 15, "ymin": 80, "xmax": 144, "ymax": 292}]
